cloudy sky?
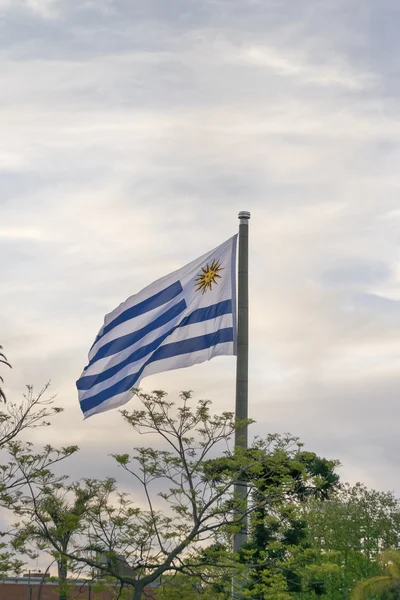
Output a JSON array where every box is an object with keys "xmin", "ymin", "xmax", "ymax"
[{"xmin": 2, "ymin": 0, "xmax": 400, "ymax": 505}]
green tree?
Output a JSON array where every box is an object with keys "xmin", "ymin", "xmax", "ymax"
[
  {"xmin": 306, "ymin": 484, "xmax": 400, "ymax": 599},
  {"xmin": 0, "ymin": 383, "xmax": 66, "ymax": 517},
  {"xmin": 13, "ymin": 478, "xmax": 99, "ymax": 600},
  {"xmin": 12, "ymin": 390, "xmax": 261, "ymax": 600},
  {"xmin": 0, "ymin": 348, "xmax": 75, "ymax": 581},
  {"xmin": 351, "ymin": 550, "xmax": 400, "ymax": 600},
  {"xmin": 156, "ymin": 569, "xmax": 229, "ymax": 600},
  {"xmin": 167, "ymin": 434, "xmax": 341, "ymax": 600},
  {"xmin": 210, "ymin": 434, "xmax": 341, "ymax": 599},
  {"xmin": 0, "ymin": 384, "xmax": 67, "ymax": 579}
]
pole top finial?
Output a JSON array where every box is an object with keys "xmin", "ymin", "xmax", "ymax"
[{"xmin": 238, "ymin": 210, "xmax": 251, "ymax": 223}]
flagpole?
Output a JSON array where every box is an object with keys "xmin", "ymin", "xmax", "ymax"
[{"xmin": 233, "ymin": 210, "xmax": 250, "ymax": 555}]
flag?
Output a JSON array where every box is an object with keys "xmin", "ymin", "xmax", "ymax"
[{"xmin": 77, "ymin": 235, "xmax": 237, "ymax": 418}]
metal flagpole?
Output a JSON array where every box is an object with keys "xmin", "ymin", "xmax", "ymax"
[{"xmin": 233, "ymin": 210, "xmax": 250, "ymax": 554}]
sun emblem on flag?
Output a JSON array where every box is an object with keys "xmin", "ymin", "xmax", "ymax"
[{"xmin": 195, "ymin": 259, "xmax": 224, "ymax": 294}]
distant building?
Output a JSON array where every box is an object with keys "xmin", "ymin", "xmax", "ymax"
[{"xmin": 0, "ymin": 574, "xmax": 158, "ymax": 599}]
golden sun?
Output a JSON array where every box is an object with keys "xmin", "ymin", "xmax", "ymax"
[{"xmin": 195, "ymin": 259, "xmax": 224, "ymax": 294}]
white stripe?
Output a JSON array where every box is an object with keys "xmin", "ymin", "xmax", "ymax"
[
  {"xmin": 84, "ymin": 302, "xmax": 232, "ymax": 379},
  {"xmin": 82, "ymin": 340, "xmax": 234, "ymax": 419},
  {"xmin": 79, "ymin": 314, "xmax": 233, "ymax": 402},
  {"xmin": 83, "ymin": 389, "xmax": 134, "ymax": 419},
  {"xmin": 84, "ymin": 301, "xmax": 186, "ymax": 378},
  {"xmin": 139, "ymin": 341, "xmax": 235, "ymax": 382},
  {"xmin": 88, "ymin": 294, "xmax": 184, "ymax": 362},
  {"xmin": 163, "ymin": 313, "xmax": 233, "ymax": 346}
]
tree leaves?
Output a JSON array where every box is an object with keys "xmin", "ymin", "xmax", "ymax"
[{"xmin": 0, "ymin": 345, "xmax": 12, "ymax": 403}]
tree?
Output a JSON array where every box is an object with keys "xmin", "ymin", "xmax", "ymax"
[
  {"xmin": 0, "ymin": 345, "xmax": 11, "ymax": 402},
  {"xmin": 0, "ymin": 384, "xmax": 67, "ymax": 507},
  {"xmin": 13, "ymin": 478, "xmax": 98, "ymax": 600},
  {"xmin": 0, "ymin": 347, "xmax": 74, "ymax": 580},
  {"xmin": 157, "ymin": 569, "xmax": 228, "ymax": 600},
  {"xmin": 351, "ymin": 550, "xmax": 400, "ymax": 600},
  {"xmin": 0, "ymin": 383, "xmax": 63, "ymax": 451},
  {"xmin": 159, "ymin": 432, "xmax": 343, "ymax": 600},
  {"xmin": 12, "ymin": 390, "xmax": 262, "ymax": 600},
  {"xmin": 206, "ymin": 434, "xmax": 341, "ymax": 599},
  {"xmin": 306, "ymin": 483, "xmax": 400, "ymax": 599},
  {"xmin": 0, "ymin": 383, "xmax": 69, "ymax": 579}
]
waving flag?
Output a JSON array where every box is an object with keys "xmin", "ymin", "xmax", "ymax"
[{"xmin": 77, "ymin": 235, "xmax": 237, "ymax": 418}]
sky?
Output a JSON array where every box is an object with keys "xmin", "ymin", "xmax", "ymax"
[{"xmin": 2, "ymin": 0, "xmax": 400, "ymax": 516}]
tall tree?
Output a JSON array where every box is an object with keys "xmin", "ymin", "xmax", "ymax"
[
  {"xmin": 0, "ymin": 384, "xmax": 66, "ymax": 507},
  {"xmin": 156, "ymin": 435, "xmax": 342, "ymax": 600},
  {"xmin": 12, "ymin": 390, "xmax": 262, "ymax": 600},
  {"xmin": 306, "ymin": 483, "xmax": 400, "ymax": 600},
  {"xmin": 0, "ymin": 382, "xmax": 70, "ymax": 579},
  {"xmin": 241, "ymin": 434, "xmax": 340, "ymax": 598},
  {"xmin": 351, "ymin": 550, "xmax": 400, "ymax": 600},
  {"xmin": 13, "ymin": 478, "xmax": 103, "ymax": 600}
]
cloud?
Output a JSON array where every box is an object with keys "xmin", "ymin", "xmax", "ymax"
[
  {"xmin": 0, "ymin": 0, "xmax": 60, "ymax": 18},
  {"xmin": 227, "ymin": 44, "xmax": 377, "ymax": 90}
]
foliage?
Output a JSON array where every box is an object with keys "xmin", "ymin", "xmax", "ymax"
[
  {"xmin": 12, "ymin": 475, "xmax": 95, "ymax": 600},
  {"xmin": 158, "ymin": 433, "xmax": 342, "ymax": 600},
  {"xmin": 0, "ymin": 383, "xmax": 63, "ymax": 450},
  {"xmin": 0, "ymin": 384, "xmax": 66, "ymax": 510},
  {"xmin": 11, "ymin": 390, "xmax": 262, "ymax": 600},
  {"xmin": 0, "ymin": 383, "xmax": 67, "ymax": 579},
  {"xmin": 157, "ymin": 570, "xmax": 228, "ymax": 600},
  {"xmin": 306, "ymin": 483, "xmax": 400, "ymax": 599},
  {"xmin": 0, "ymin": 345, "xmax": 11, "ymax": 403},
  {"xmin": 240, "ymin": 434, "xmax": 340, "ymax": 598},
  {"xmin": 0, "ymin": 544, "xmax": 24, "ymax": 580},
  {"xmin": 351, "ymin": 550, "xmax": 400, "ymax": 600},
  {"xmin": 6, "ymin": 387, "xmax": 400, "ymax": 600}
]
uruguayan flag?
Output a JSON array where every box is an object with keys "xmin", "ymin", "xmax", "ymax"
[{"xmin": 77, "ymin": 235, "xmax": 237, "ymax": 418}]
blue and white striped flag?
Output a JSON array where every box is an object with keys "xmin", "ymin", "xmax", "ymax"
[{"xmin": 77, "ymin": 235, "xmax": 237, "ymax": 418}]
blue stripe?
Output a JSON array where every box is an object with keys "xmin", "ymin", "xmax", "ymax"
[
  {"xmin": 149, "ymin": 327, "xmax": 233, "ymax": 363},
  {"xmin": 78, "ymin": 322, "xmax": 177, "ymax": 391},
  {"xmin": 88, "ymin": 299, "xmax": 187, "ymax": 366},
  {"xmin": 80, "ymin": 327, "xmax": 234, "ymax": 414},
  {"xmin": 78, "ymin": 300, "xmax": 232, "ymax": 391},
  {"xmin": 91, "ymin": 281, "xmax": 183, "ymax": 350},
  {"xmin": 179, "ymin": 299, "xmax": 232, "ymax": 328}
]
